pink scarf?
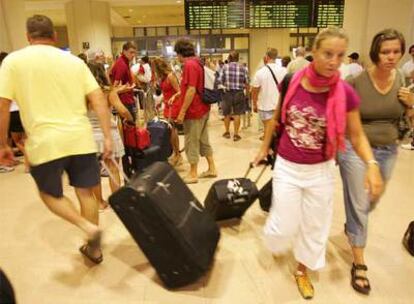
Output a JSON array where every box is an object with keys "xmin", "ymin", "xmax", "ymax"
[{"xmin": 281, "ymin": 63, "xmax": 347, "ymax": 159}]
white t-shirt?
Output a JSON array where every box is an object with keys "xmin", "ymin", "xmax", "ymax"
[
  {"xmin": 131, "ymin": 62, "xmax": 152, "ymax": 83},
  {"xmin": 402, "ymin": 59, "xmax": 414, "ymax": 78},
  {"xmin": 347, "ymin": 62, "xmax": 363, "ymax": 77},
  {"xmin": 251, "ymin": 63, "xmax": 287, "ymax": 111},
  {"xmin": 9, "ymin": 101, "xmax": 19, "ymax": 112}
]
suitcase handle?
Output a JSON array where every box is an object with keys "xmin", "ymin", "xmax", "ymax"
[
  {"xmin": 99, "ymin": 156, "xmax": 131, "ymax": 186},
  {"xmin": 244, "ymin": 160, "xmax": 268, "ymax": 183}
]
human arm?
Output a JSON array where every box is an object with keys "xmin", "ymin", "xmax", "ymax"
[
  {"xmin": 108, "ymin": 84, "xmax": 134, "ymax": 122},
  {"xmin": 0, "ymin": 98, "xmax": 15, "ymax": 166},
  {"xmin": 251, "ymin": 86, "xmax": 260, "ymax": 112},
  {"xmin": 397, "ymin": 87, "xmax": 414, "ymax": 107},
  {"xmin": 87, "ymin": 89, "xmax": 113, "ymax": 159},
  {"xmin": 176, "ymin": 86, "xmax": 196, "ymax": 124},
  {"xmin": 167, "ymin": 73, "xmax": 181, "ymax": 105},
  {"xmin": 253, "ymin": 97, "xmax": 281, "ymax": 165},
  {"xmin": 346, "ymin": 110, "xmax": 384, "ymax": 202}
]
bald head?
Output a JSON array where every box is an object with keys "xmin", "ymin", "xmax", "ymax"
[{"xmin": 295, "ymin": 46, "xmax": 306, "ymax": 57}]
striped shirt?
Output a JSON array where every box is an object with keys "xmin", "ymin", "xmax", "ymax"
[{"xmin": 218, "ymin": 62, "xmax": 249, "ymax": 91}]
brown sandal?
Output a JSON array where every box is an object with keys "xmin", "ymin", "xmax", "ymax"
[{"xmin": 351, "ymin": 263, "xmax": 371, "ymax": 295}]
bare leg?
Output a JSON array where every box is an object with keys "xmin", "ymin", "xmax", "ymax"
[
  {"xmin": 106, "ymin": 158, "xmax": 121, "ymax": 193},
  {"xmin": 11, "ymin": 132, "xmax": 29, "ymax": 172},
  {"xmin": 75, "ymin": 187, "xmax": 101, "ymax": 258},
  {"xmin": 233, "ymin": 115, "xmax": 241, "ymax": 136},
  {"xmin": 205, "ymin": 155, "xmax": 217, "ymax": 175},
  {"xmin": 224, "ymin": 116, "xmax": 231, "ymax": 133},
  {"xmin": 91, "ymin": 183, "xmax": 108, "ymax": 210},
  {"xmin": 189, "ymin": 163, "xmax": 198, "ymax": 179},
  {"xmin": 39, "ymin": 191, "xmax": 100, "ymax": 238}
]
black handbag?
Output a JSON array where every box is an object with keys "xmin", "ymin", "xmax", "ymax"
[{"xmin": 403, "ymin": 221, "xmax": 414, "ymax": 256}]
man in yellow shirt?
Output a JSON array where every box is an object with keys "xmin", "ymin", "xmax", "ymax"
[{"xmin": 0, "ymin": 15, "xmax": 112, "ymax": 264}]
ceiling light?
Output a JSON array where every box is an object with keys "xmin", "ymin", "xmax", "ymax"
[
  {"xmin": 128, "ymin": 9, "xmax": 133, "ymax": 12},
  {"xmin": 176, "ymin": 0, "xmax": 182, "ymax": 3}
]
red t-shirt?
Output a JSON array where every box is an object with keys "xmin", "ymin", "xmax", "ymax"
[
  {"xmin": 180, "ymin": 57, "xmax": 210, "ymax": 119},
  {"xmin": 110, "ymin": 55, "xmax": 134, "ymax": 105}
]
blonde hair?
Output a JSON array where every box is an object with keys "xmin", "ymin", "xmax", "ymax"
[{"xmin": 313, "ymin": 27, "xmax": 349, "ymax": 50}]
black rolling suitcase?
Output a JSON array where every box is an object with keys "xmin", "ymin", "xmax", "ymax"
[
  {"xmin": 122, "ymin": 145, "xmax": 163, "ymax": 178},
  {"xmin": 204, "ymin": 163, "xmax": 267, "ymax": 221},
  {"xmin": 108, "ymin": 161, "xmax": 220, "ymax": 288},
  {"xmin": 258, "ymin": 179, "xmax": 272, "ymax": 212}
]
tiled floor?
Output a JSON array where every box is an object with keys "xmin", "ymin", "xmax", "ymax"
[{"xmin": 1, "ymin": 109, "xmax": 414, "ymax": 303}]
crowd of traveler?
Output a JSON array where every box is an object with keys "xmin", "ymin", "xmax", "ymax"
[{"xmin": 0, "ymin": 14, "xmax": 414, "ymax": 301}]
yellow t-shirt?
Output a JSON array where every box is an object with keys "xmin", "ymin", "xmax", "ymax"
[{"xmin": 0, "ymin": 45, "xmax": 100, "ymax": 165}]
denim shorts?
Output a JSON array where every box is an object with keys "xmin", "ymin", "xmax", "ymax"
[{"xmin": 258, "ymin": 110, "xmax": 274, "ymax": 121}]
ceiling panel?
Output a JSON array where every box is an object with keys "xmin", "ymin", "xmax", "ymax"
[
  {"xmin": 112, "ymin": 5, "xmax": 184, "ymax": 26},
  {"xmin": 24, "ymin": 0, "xmax": 184, "ymax": 27}
]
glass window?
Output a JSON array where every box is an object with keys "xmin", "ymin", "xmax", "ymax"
[
  {"xmin": 156, "ymin": 27, "xmax": 166, "ymax": 36},
  {"xmin": 134, "ymin": 28, "xmax": 145, "ymax": 37},
  {"xmin": 146, "ymin": 27, "xmax": 156, "ymax": 37}
]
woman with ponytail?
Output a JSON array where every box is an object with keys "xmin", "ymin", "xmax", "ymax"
[{"xmin": 254, "ymin": 27, "xmax": 384, "ymax": 300}]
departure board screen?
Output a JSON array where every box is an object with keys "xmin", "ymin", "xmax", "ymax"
[
  {"xmin": 313, "ymin": 0, "xmax": 344, "ymax": 27},
  {"xmin": 184, "ymin": 0, "xmax": 345, "ymax": 29},
  {"xmin": 185, "ymin": 0, "xmax": 245, "ymax": 30},
  {"xmin": 247, "ymin": 0, "xmax": 312, "ymax": 28}
]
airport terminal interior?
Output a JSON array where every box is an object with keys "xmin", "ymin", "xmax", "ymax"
[{"xmin": 1, "ymin": 0, "xmax": 414, "ymax": 303}]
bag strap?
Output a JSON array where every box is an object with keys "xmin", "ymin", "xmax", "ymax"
[
  {"xmin": 266, "ymin": 64, "xmax": 279, "ymax": 86},
  {"xmin": 275, "ymin": 73, "xmax": 293, "ymax": 123}
]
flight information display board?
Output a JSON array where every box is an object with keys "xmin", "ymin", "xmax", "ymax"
[
  {"xmin": 313, "ymin": 0, "xmax": 344, "ymax": 27},
  {"xmin": 185, "ymin": 0, "xmax": 245, "ymax": 30},
  {"xmin": 184, "ymin": 0, "xmax": 345, "ymax": 29},
  {"xmin": 247, "ymin": 0, "xmax": 312, "ymax": 28}
]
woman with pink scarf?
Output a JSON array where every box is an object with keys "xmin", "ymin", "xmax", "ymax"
[{"xmin": 254, "ymin": 28, "xmax": 384, "ymax": 300}]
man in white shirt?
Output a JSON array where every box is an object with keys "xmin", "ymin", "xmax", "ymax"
[
  {"xmin": 131, "ymin": 56, "xmax": 154, "ymax": 120},
  {"xmin": 251, "ymin": 48, "xmax": 287, "ymax": 140},
  {"xmin": 347, "ymin": 52, "xmax": 363, "ymax": 78},
  {"xmin": 402, "ymin": 44, "xmax": 414, "ymax": 81},
  {"xmin": 287, "ymin": 46, "xmax": 309, "ymax": 74}
]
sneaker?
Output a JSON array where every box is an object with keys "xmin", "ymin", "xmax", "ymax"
[
  {"xmin": 295, "ymin": 271, "xmax": 314, "ymax": 300},
  {"xmin": 401, "ymin": 143, "xmax": 414, "ymax": 150}
]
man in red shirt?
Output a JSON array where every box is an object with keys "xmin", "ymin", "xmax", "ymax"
[
  {"xmin": 175, "ymin": 39, "xmax": 217, "ymax": 184},
  {"xmin": 110, "ymin": 41, "xmax": 137, "ymax": 119}
]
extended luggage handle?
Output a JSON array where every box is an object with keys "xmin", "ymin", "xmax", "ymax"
[
  {"xmin": 99, "ymin": 155, "xmax": 130, "ymax": 186},
  {"xmin": 244, "ymin": 160, "xmax": 269, "ymax": 183}
]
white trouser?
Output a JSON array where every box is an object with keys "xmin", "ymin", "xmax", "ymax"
[{"xmin": 263, "ymin": 156, "xmax": 335, "ymax": 271}]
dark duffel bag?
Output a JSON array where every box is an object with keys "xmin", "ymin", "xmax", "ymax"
[
  {"xmin": 204, "ymin": 163, "xmax": 267, "ymax": 221},
  {"xmin": 147, "ymin": 118, "xmax": 172, "ymax": 160},
  {"xmin": 108, "ymin": 162, "xmax": 220, "ymax": 288},
  {"xmin": 258, "ymin": 179, "xmax": 272, "ymax": 212},
  {"xmin": 403, "ymin": 221, "xmax": 414, "ymax": 256}
]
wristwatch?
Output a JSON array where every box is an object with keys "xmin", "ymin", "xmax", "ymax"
[{"xmin": 366, "ymin": 159, "xmax": 379, "ymax": 166}]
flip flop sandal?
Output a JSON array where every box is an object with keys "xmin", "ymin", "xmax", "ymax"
[
  {"xmin": 79, "ymin": 244, "xmax": 103, "ymax": 264},
  {"xmin": 351, "ymin": 263, "xmax": 371, "ymax": 295}
]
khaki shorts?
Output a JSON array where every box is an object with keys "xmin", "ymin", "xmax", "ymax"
[{"xmin": 183, "ymin": 113, "xmax": 213, "ymax": 164}]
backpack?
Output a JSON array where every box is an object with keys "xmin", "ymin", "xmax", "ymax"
[
  {"xmin": 403, "ymin": 221, "xmax": 414, "ymax": 256},
  {"xmin": 198, "ymin": 63, "xmax": 221, "ymax": 104}
]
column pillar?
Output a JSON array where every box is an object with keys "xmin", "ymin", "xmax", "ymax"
[
  {"xmin": 65, "ymin": 0, "xmax": 112, "ymax": 55},
  {"xmin": 0, "ymin": 0, "xmax": 27, "ymax": 52}
]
